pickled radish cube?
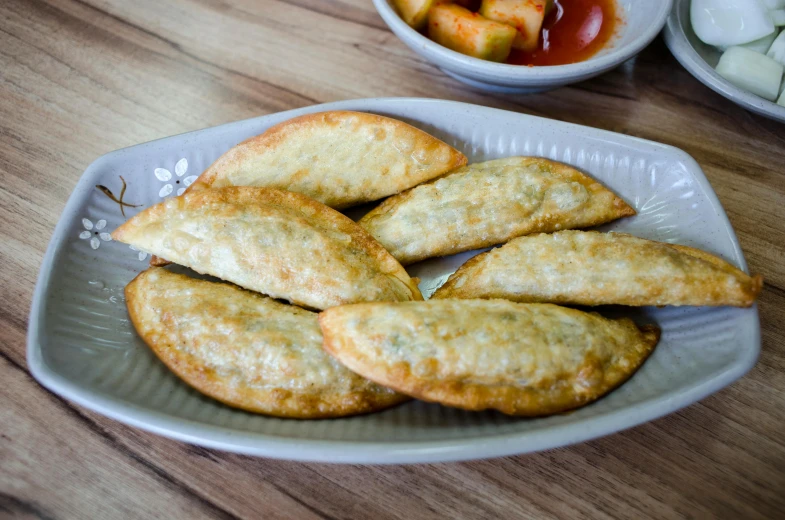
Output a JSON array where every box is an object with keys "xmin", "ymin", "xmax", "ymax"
[
  {"xmin": 719, "ymin": 31, "xmax": 779, "ymax": 53},
  {"xmin": 428, "ymin": 4, "xmax": 517, "ymax": 62},
  {"xmin": 692, "ymin": 0, "xmax": 774, "ymax": 47},
  {"xmin": 768, "ymin": 30, "xmax": 785, "ymax": 64},
  {"xmin": 394, "ymin": 0, "xmax": 436, "ymax": 31},
  {"xmin": 716, "ymin": 46, "xmax": 784, "ymax": 101},
  {"xmin": 479, "ymin": 0, "xmax": 552, "ymax": 52}
]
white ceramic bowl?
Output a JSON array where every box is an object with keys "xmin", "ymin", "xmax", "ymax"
[
  {"xmin": 664, "ymin": 0, "xmax": 785, "ymax": 123},
  {"xmin": 373, "ymin": 0, "xmax": 673, "ymax": 93}
]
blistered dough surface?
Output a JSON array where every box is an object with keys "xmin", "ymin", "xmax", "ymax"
[
  {"xmin": 189, "ymin": 111, "xmax": 467, "ymax": 209},
  {"xmin": 434, "ymin": 230, "xmax": 763, "ymax": 307},
  {"xmin": 320, "ymin": 299, "xmax": 659, "ymax": 416},
  {"xmin": 126, "ymin": 268, "xmax": 407, "ymax": 418},
  {"xmin": 113, "ymin": 187, "xmax": 422, "ymax": 310},
  {"xmin": 359, "ymin": 157, "xmax": 635, "ymax": 264}
]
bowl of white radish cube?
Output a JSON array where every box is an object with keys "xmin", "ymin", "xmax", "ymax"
[
  {"xmin": 664, "ymin": 0, "xmax": 785, "ymax": 122},
  {"xmin": 373, "ymin": 0, "xmax": 673, "ymax": 94}
]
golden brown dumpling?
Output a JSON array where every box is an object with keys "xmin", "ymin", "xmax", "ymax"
[
  {"xmin": 187, "ymin": 111, "xmax": 467, "ymax": 209},
  {"xmin": 112, "ymin": 187, "xmax": 422, "ymax": 310},
  {"xmin": 433, "ymin": 230, "xmax": 763, "ymax": 307},
  {"xmin": 358, "ymin": 157, "xmax": 635, "ymax": 264},
  {"xmin": 319, "ymin": 300, "xmax": 659, "ymax": 416},
  {"xmin": 126, "ymin": 268, "xmax": 407, "ymax": 418}
]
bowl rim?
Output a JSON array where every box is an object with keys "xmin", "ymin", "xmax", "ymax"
[
  {"xmin": 663, "ymin": 0, "xmax": 785, "ymax": 123},
  {"xmin": 373, "ymin": 0, "xmax": 674, "ymax": 80}
]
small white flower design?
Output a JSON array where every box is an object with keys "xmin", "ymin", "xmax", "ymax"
[
  {"xmin": 78, "ymin": 218, "xmax": 112, "ymax": 250},
  {"xmin": 129, "ymin": 244, "xmax": 148, "ymax": 262},
  {"xmin": 155, "ymin": 158, "xmax": 198, "ymax": 198}
]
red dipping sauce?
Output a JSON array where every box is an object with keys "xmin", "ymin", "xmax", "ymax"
[{"xmin": 506, "ymin": 0, "xmax": 619, "ymax": 66}]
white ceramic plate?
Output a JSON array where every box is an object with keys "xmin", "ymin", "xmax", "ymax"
[
  {"xmin": 664, "ymin": 0, "xmax": 785, "ymax": 123},
  {"xmin": 28, "ymin": 98, "xmax": 760, "ymax": 464}
]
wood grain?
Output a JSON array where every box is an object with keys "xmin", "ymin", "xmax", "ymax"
[{"xmin": 2, "ymin": 0, "xmax": 784, "ymax": 518}]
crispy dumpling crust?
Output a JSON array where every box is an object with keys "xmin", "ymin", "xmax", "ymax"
[
  {"xmin": 433, "ymin": 231, "xmax": 763, "ymax": 307},
  {"xmin": 188, "ymin": 111, "xmax": 467, "ymax": 209},
  {"xmin": 358, "ymin": 157, "xmax": 635, "ymax": 265},
  {"xmin": 112, "ymin": 187, "xmax": 422, "ymax": 310},
  {"xmin": 319, "ymin": 300, "xmax": 660, "ymax": 416},
  {"xmin": 126, "ymin": 268, "xmax": 407, "ymax": 418}
]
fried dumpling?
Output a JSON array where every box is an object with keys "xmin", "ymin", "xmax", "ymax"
[
  {"xmin": 126, "ymin": 268, "xmax": 407, "ymax": 418},
  {"xmin": 188, "ymin": 111, "xmax": 467, "ymax": 209},
  {"xmin": 319, "ymin": 300, "xmax": 659, "ymax": 416},
  {"xmin": 433, "ymin": 230, "xmax": 763, "ymax": 307},
  {"xmin": 112, "ymin": 187, "xmax": 422, "ymax": 310},
  {"xmin": 358, "ymin": 157, "xmax": 635, "ymax": 265}
]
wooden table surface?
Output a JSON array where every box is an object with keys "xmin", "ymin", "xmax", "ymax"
[{"xmin": 2, "ymin": 1, "xmax": 784, "ymax": 518}]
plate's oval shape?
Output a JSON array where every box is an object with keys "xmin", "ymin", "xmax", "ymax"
[
  {"xmin": 28, "ymin": 98, "xmax": 760, "ymax": 463},
  {"xmin": 126, "ymin": 268, "xmax": 408, "ymax": 418},
  {"xmin": 188, "ymin": 111, "xmax": 468, "ymax": 209},
  {"xmin": 359, "ymin": 157, "xmax": 635, "ymax": 264},
  {"xmin": 320, "ymin": 300, "xmax": 660, "ymax": 416},
  {"xmin": 112, "ymin": 187, "xmax": 422, "ymax": 310}
]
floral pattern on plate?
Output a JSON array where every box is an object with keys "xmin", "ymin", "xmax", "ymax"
[
  {"xmin": 78, "ymin": 218, "xmax": 112, "ymax": 250},
  {"xmin": 154, "ymin": 158, "xmax": 198, "ymax": 198}
]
